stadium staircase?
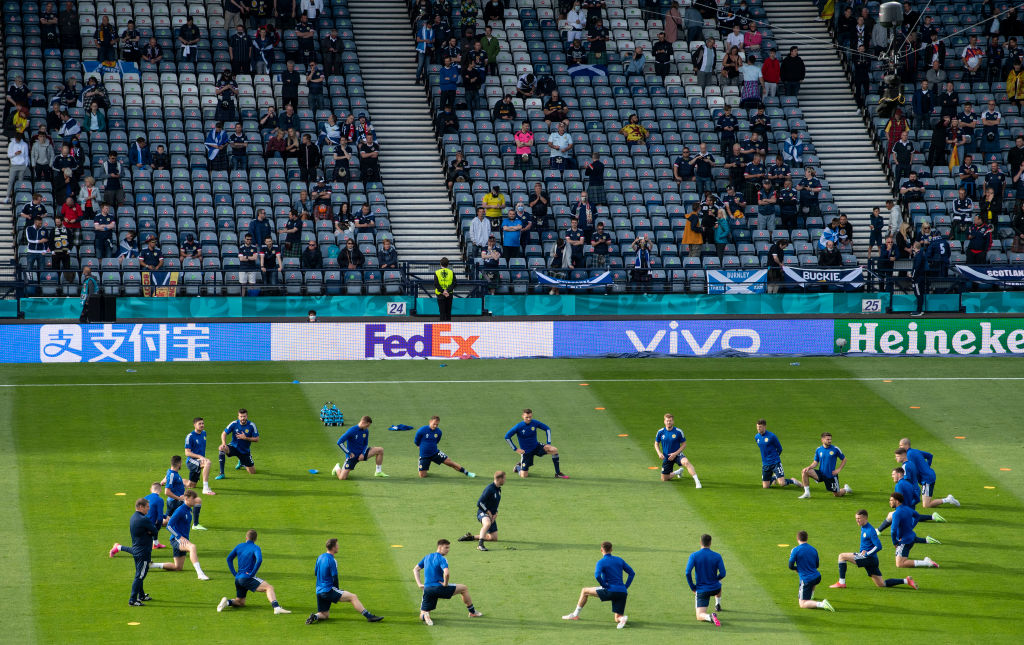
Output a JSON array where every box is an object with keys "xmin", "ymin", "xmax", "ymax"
[
  {"xmin": 348, "ymin": 0, "xmax": 463, "ymax": 267},
  {"xmin": 762, "ymin": 0, "xmax": 892, "ymax": 258},
  {"xmin": 0, "ymin": 52, "xmax": 14, "ymax": 283}
]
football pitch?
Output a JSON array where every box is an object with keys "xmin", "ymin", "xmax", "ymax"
[{"xmin": 1, "ymin": 356, "xmax": 1023, "ymax": 644}]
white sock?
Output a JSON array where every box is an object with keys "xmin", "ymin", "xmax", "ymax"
[
  {"xmin": 904, "ymin": 577, "xmax": 911, "ymax": 584},
  {"xmin": 671, "ymin": 468, "xmax": 682, "ymax": 477},
  {"xmin": 815, "ymin": 601, "xmax": 826, "ymax": 609},
  {"xmin": 913, "ymin": 559, "xmax": 929, "ymax": 567},
  {"xmin": 193, "ymin": 561, "xmax": 206, "ymax": 576},
  {"xmin": 838, "ymin": 578, "xmax": 845, "ymax": 584},
  {"xmin": 572, "ymin": 606, "xmax": 581, "ymax": 616},
  {"xmin": 375, "ymin": 465, "xmax": 382, "ymax": 473},
  {"xmin": 702, "ymin": 614, "xmax": 713, "ymax": 622},
  {"xmin": 692, "ymin": 474, "xmax": 700, "ymax": 484},
  {"xmin": 803, "ymin": 486, "xmax": 811, "ymax": 494},
  {"xmin": 151, "ymin": 562, "xmax": 164, "ymax": 569}
]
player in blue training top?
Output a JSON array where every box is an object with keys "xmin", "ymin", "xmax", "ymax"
[
  {"xmin": 111, "ymin": 482, "xmax": 168, "ymax": 556},
  {"xmin": 889, "ymin": 492, "xmax": 941, "ymax": 570},
  {"xmin": 830, "ymin": 509, "xmax": 917, "ymax": 590},
  {"xmin": 164, "ymin": 453, "xmax": 206, "ymax": 530},
  {"xmin": 459, "ymin": 471, "xmax": 505, "ymax": 550},
  {"xmin": 898, "ymin": 439, "xmax": 960, "ymax": 509},
  {"xmin": 754, "ymin": 419, "xmax": 800, "ymax": 489},
  {"xmin": 413, "ymin": 539, "xmax": 482, "ymax": 626},
  {"xmin": 149, "ymin": 490, "xmax": 209, "ymax": 579},
  {"xmin": 654, "ymin": 413, "xmax": 702, "ymax": 487},
  {"xmin": 685, "ymin": 534, "xmax": 725, "ymax": 626},
  {"xmin": 505, "ymin": 408, "xmax": 568, "ymax": 479},
  {"xmin": 877, "ymin": 467, "xmax": 946, "ymax": 535},
  {"xmin": 306, "ymin": 537, "xmax": 383, "ymax": 624},
  {"xmin": 217, "ymin": 408, "xmax": 260, "ymax": 479},
  {"xmin": 414, "ymin": 416, "xmax": 476, "ymax": 479},
  {"xmin": 119, "ymin": 496, "xmax": 158, "ymax": 606},
  {"xmin": 185, "ymin": 417, "xmax": 216, "ymax": 496},
  {"xmin": 799, "ymin": 432, "xmax": 852, "ymax": 498},
  {"xmin": 562, "ymin": 541, "xmax": 635, "ymax": 629},
  {"xmin": 788, "ymin": 530, "xmax": 834, "ymax": 611},
  {"xmin": 217, "ymin": 529, "xmax": 291, "ymax": 614},
  {"xmin": 332, "ymin": 415, "xmax": 388, "ymax": 479}
]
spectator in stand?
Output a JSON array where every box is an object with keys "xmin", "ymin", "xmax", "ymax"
[
  {"xmin": 501, "ymin": 208, "xmax": 523, "ymax": 259},
  {"xmin": 463, "ymin": 61, "xmax": 485, "ymax": 113},
  {"xmin": 900, "ymin": 170, "xmax": 925, "ymax": 209},
  {"xmin": 301, "ymin": 239, "xmax": 323, "ymax": 270},
  {"xmin": 743, "ymin": 21, "xmax": 763, "ymax": 54},
  {"xmin": 673, "ymin": 146, "xmax": 696, "ymax": 187},
  {"xmin": 102, "ymin": 152, "xmax": 125, "ymax": 208},
  {"xmin": 664, "ymin": 1, "xmax": 683, "ymax": 43},
  {"xmin": 492, "ymin": 94, "xmax": 517, "ymax": 121},
  {"xmin": 468, "ymin": 207, "xmax": 490, "ymax": 260},
  {"xmin": 819, "ymin": 240, "xmax": 842, "ymax": 267},
  {"xmin": 726, "ymin": 24, "xmax": 745, "ymax": 54},
  {"xmin": 321, "ymin": 28, "xmax": 342, "ymax": 76},
  {"xmin": 653, "ymin": 32, "xmax": 674, "ymax": 78},
  {"xmin": 332, "ymin": 136, "xmax": 353, "ymax": 183},
  {"xmin": 716, "ymin": 103, "xmax": 738, "ymax": 147},
  {"xmin": 765, "ymin": 238, "xmax": 787, "ymax": 292},
  {"xmin": 120, "ymin": 20, "xmax": 142, "ymax": 63},
  {"xmin": 836, "ymin": 6, "xmax": 856, "ymax": 50},
  {"xmin": 446, "ymin": 150, "xmax": 468, "ymax": 191},
  {"xmin": 959, "ymin": 153, "xmax": 979, "ymax": 198},
  {"xmin": 318, "ymin": 113, "xmax": 341, "ymax": 149},
  {"xmin": 128, "ymin": 136, "xmax": 152, "ymax": 175},
  {"xmin": 951, "ymin": 187, "xmax": 974, "ymax": 241},
  {"xmin": 205, "ymin": 122, "xmax": 230, "ymax": 170},
  {"xmin": 962, "ymin": 35, "xmax": 985, "ymax": 84},
  {"xmin": 590, "ymin": 221, "xmax": 612, "ymax": 267},
  {"xmin": 297, "ymin": 133, "xmax": 321, "ymax": 185},
  {"xmin": 83, "ymin": 101, "xmax": 106, "ymax": 134},
  {"xmin": 866, "ymin": 206, "xmax": 885, "ymax": 260},
  {"xmin": 229, "ymin": 24, "xmax": 253, "ymax": 75},
  {"xmin": 980, "ymin": 184, "xmax": 1000, "ymax": 224},
  {"xmin": 981, "ymin": 100, "xmax": 1002, "ymax": 158},
  {"xmin": 280, "ymin": 60, "xmax": 300, "ymax": 110},
  {"xmin": 886, "ymin": 198, "xmax": 903, "ymax": 236},
  {"xmin": 631, "ymin": 235, "xmax": 652, "ymax": 283},
  {"xmin": 958, "ymin": 101, "xmax": 978, "ymax": 158},
  {"xmin": 415, "ymin": 18, "xmax": 434, "ymax": 84},
  {"xmin": 739, "ymin": 55, "xmax": 763, "ymax": 108},
  {"xmin": 761, "ymin": 49, "xmax": 780, "ymax": 97},
  {"xmin": 252, "ymin": 26, "xmax": 274, "ymax": 74},
  {"xmin": 95, "ymin": 14, "xmax": 117, "ymax": 63},
  {"xmin": 481, "ymin": 0, "xmax": 502, "ymax": 24},
  {"xmin": 693, "ymin": 37, "xmax": 717, "ymax": 87},
  {"xmin": 721, "ymin": 46, "xmax": 742, "ymax": 86},
  {"xmin": 836, "ymin": 213, "xmax": 853, "ymax": 251},
  {"xmin": 529, "ymin": 182, "xmax": 549, "ymax": 231},
  {"xmin": 926, "ymin": 60, "xmax": 947, "ymax": 87},
  {"xmin": 436, "ymin": 104, "xmax": 459, "ymax": 135},
  {"xmin": 544, "ymin": 90, "xmax": 570, "ymax": 127},
  {"xmin": 966, "ymin": 214, "xmax": 993, "ymax": 265},
  {"xmin": 569, "ymin": 190, "xmax": 594, "ymax": 242},
  {"xmin": 78, "ymin": 175, "xmax": 100, "ymax": 220},
  {"xmin": 797, "ymin": 167, "xmax": 821, "ymax": 219},
  {"xmin": 620, "ymin": 114, "xmax": 649, "ymax": 148},
  {"xmin": 565, "ymin": 217, "xmax": 585, "ymax": 268},
  {"xmin": 248, "ymin": 209, "xmax": 272, "ymax": 249},
  {"xmin": 783, "ymin": 131, "xmax": 804, "ymax": 168},
  {"xmin": 306, "ymin": 63, "xmax": 326, "ymax": 112},
  {"xmin": 60, "ymin": 196, "xmax": 82, "ymax": 246},
  {"xmin": 723, "ymin": 142, "xmax": 744, "ymax": 190},
  {"xmin": 265, "ymin": 128, "xmax": 287, "ymax": 159},
  {"xmin": 911, "ymin": 80, "xmax": 932, "ymax": 129},
  {"xmin": 358, "ymin": 133, "xmax": 381, "ymax": 183},
  {"xmin": 93, "ymin": 203, "xmax": 116, "ymax": 259},
  {"xmin": 891, "ymin": 130, "xmax": 914, "ymax": 180},
  {"xmin": 141, "ymin": 35, "xmax": 164, "ymax": 66},
  {"xmin": 756, "ymin": 178, "xmax": 778, "ymax": 231},
  {"xmin": 885, "ymin": 108, "xmax": 908, "ymax": 160},
  {"xmin": 1009, "ymin": 60, "xmax": 1024, "ymax": 108},
  {"xmin": 482, "ymin": 185, "xmax": 506, "ymax": 229},
  {"xmin": 377, "ymin": 237, "xmax": 398, "ymax": 269},
  {"xmin": 516, "ymin": 71, "xmax": 536, "ymax": 101},
  {"xmin": 587, "ymin": 17, "xmax": 609, "ymax": 64},
  {"xmin": 439, "ymin": 56, "xmax": 460, "ymax": 109},
  {"xmin": 625, "ymin": 46, "xmax": 647, "ymax": 79},
  {"xmin": 548, "ymin": 121, "xmax": 574, "ymax": 171},
  {"xmin": 18, "ymin": 194, "xmax": 46, "ymax": 228},
  {"xmin": 817, "ymin": 217, "xmax": 839, "ymax": 252},
  {"xmin": 514, "ymin": 121, "xmax": 534, "ymax": 170},
  {"xmin": 743, "ymin": 152, "xmax": 765, "ymax": 205},
  {"xmin": 780, "ymin": 46, "xmax": 805, "ymax": 96},
  {"xmin": 714, "ymin": 208, "xmax": 731, "ymax": 260},
  {"xmin": 279, "ymin": 209, "xmax": 302, "ymax": 258},
  {"xmin": 479, "ymin": 26, "xmax": 499, "ymax": 76},
  {"xmin": 778, "ymin": 178, "xmax": 798, "ymax": 229},
  {"xmin": 339, "ymin": 238, "xmax": 364, "ymax": 270},
  {"xmin": 928, "ymin": 115, "xmax": 950, "ymax": 167},
  {"xmin": 693, "ymin": 143, "xmax": 715, "ymax": 196},
  {"xmin": 178, "ymin": 15, "xmax": 200, "ymax": 64},
  {"xmin": 767, "ymin": 153, "xmax": 790, "ymax": 190},
  {"xmin": 353, "ymin": 203, "xmax": 375, "ymax": 231},
  {"xmin": 30, "ymin": 133, "xmax": 54, "ymax": 183}
]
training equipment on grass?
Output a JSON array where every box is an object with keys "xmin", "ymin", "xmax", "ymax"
[
  {"xmin": 388, "ymin": 424, "xmax": 414, "ymax": 431},
  {"xmin": 320, "ymin": 402, "xmax": 343, "ymax": 426}
]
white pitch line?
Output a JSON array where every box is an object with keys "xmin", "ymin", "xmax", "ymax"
[{"xmin": 2, "ymin": 376, "xmax": 1024, "ymax": 388}]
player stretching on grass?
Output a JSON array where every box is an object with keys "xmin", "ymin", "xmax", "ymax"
[
  {"xmin": 111, "ymin": 482, "xmax": 168, "ymax": 557},
  {"xmin": 830, "ymin": 509, "xmax": 917, "ymax": 590},
  {"xmin": 876, "ymin": 467, "xmax": 945, "ymax": 535},
  {"xmin": 685, "ymin": 534, "xmax": 724, "ymax": 626},
  {"xmin": 654, "ymin": 414, "xmax": 702, "ymax": 487},
  {"xmin": 755, "ymin": 419, "xmax": 800, "ymax": 489},
  {"xmin": 799, "ymin": 432, "xmax": 852, "ymax": 498},
  {"xmin": 150, "ymin": 490, "xmax": 209, "ymax": 579},
  {"xmin": 413, "ymin": 539, "xmax": 483, "ymax": 626},
  {"xmin": 185, "ymin": 417, "xmax": 215, "ymax": 495},
  {"xmin": 459, "ymin": 471, "xmax": 504, "ymax": 550},
  {"xmin": 889, "ymin": 492, "xmax": 940, "ymax": 570},
  {"xmin": 306, "ymin": 538, "xmax": 383, "ymax": 624},
  {"xmin": 217, "ymin": 409, "xmax": 259, "ymax": 480},
  {"xmin": 562, "ymin": 541, "xmax": 635, "ymax": 629},
  {"xmin": 788, "ymin": 531, "xmax": 835, "ymax": 612},
  {"xmin": 505, "ymin": 409, "xmax": 568, "ymax": 478},
  {"xmin": 163, "ymin": 455, "xmax": 206, "ymax": 530},
  {"xmin": 332, "ymin": 415, "xmax": 388, "ymax": 479},
  {"xmin": 897, "ymin": 440, "xmax": 960, "ymax": 509},
  {"xmin": 415, "ymin": 416, "xmax": 476, "ymax": 478},
  {"xmin": 217, "ymin": 530, "xmax": 291, "ymax": 614}
]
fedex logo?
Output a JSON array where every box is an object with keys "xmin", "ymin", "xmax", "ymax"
[{"xmin": 364, "ymin": 324, "xmax": 479, "ymax": 358}]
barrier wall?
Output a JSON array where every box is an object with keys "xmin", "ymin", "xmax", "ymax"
[{"xmin": 5, "ymin": 318, "xmax": 1024, "ymax": 362}]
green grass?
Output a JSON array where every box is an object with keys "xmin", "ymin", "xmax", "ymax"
[{"xmin": 3, "ymin": 357, "xmax": 1024, "ymax": 644}]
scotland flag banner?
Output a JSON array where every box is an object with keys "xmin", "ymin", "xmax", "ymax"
[
  {"xmin": 535, "ymin": 270, "xmax": 613, "ymax": 290},
  {"xmin": 954, "ymin": 265, "xmax": 1024, "ymax": 287},
  {"xmin": 706, "ymin": 269, "xmax": 767, "ymax": 294},
  {"xmin": 568, "ymin": 63, "xmax": 608, "ymax": 78},
  {"xmin": 783, "ymin": 266, "xmax": 864, "ymax": 290}
]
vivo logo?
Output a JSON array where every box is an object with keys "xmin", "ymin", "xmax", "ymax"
[{"xmin": 624, "ymin": 321, "xmax": 761, "ymax": 355}]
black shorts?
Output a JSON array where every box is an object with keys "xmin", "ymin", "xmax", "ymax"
[
  {"xmin": 421, "ymin": 584, "xmax": 457, "ymax": 611},
  {"xmin": 477, "ymin": 510, "xmax": 498, "ymax": 534},
  {"xmin": 171, "ymin": 537, "xmax": 186, "ymax": 558},
  {"xmin": 596, "ymin": 588, "xmax": 627, "ymax": 615},
  {"xmin": 187, "ymin": 457, "xmax": 203, "ymax": 483},
  {"xmin": 920, "ymin": 480, "xmax": 935, "ymax": 498},
  {"xmin": 418, "ymin": 451, "xmax": 448, "ymax": 471},
  {"xmin": 815, "ymin": 470, "xmax": 839, "ymax": 493},
  {"xmin": 799, "ymin": 575, "xmax": 821, "ymax": 601},
  {"xmin": 661, "ymin": 454, "xmax": 685, "ymax": 475},
  {"xmin": 166, "ymin": 497, "xmax": 183, "ymax": 516},
  {"xmin": 854, "ymin": 554, "xmax": 882, "ymax": 577},
  {"xmin": 519, "ymin": 444, "xmax": 548, "ymax": 471},
  {"xmin": 224, "ymin": 445, "xmax": 255, "ymax": 468},
  {"xmin": 695, "ymin": 588, "xmax": 719, "ymax": 608},
  {"xmin": 868, "ymin": 231, "xmax": 883, "ymax": 246},
  {"xmin": 235, "ymin": 576, "xmax": 263, "ymax": 598},
  {"xmin": 894, "ymin": 543, "xmax": 913, "ymax": 559},
  {"xmin": 316, "ymin": 587, "xmax": 343, "ymax": 613},
  {"xmin": 344, "ymin": 448, "xmax": 369, "ymax": 470},
  {"xmin": 762, "ymin": 462, "xmax": 785, "ymax": 482}
]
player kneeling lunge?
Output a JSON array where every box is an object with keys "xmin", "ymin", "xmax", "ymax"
[
  {"xmin": 831, "ymin": 509, "xmax": 917, "ymax": 590},
  {"xmin": 414, "ymin": 539, "xmax": 482, "ymax": 626},
  {"xmin": 876, "ymin": 467, "xmax": 945, "ymax": 537},
  {"xmin": 654, "ymin": 413, "xmax": 701, "ymax": 487},
  {"xmin": 218, "ymin": 530, "xmax": 290, "ymax": 614},
  {"xmin": 754, "ymin": 419, "xmax": 800, "ymax": 488},
  {"xmin": 686, "ymin": 534, "xmax": 725, "ymax": 626},
  {"xmin": 415, "ymin": 416, "xmax": 475, "ymax": 478},
  {"xmin": 505, "ymin": 408, "xmax": 568, "ymax": 478},
  {"xmin": 799, "ymin": 432, "xmax": 852, "ymax": 498},
  {"xmin": 185, "ymin": 417, "xmax": 215, "ymax": 495},
  {"xmin": 562, "ymin": 541, "xmax": 635, "ymax": 629},
  {"xmin": 306, "ymin": 538, "xmax": 383, "ymax": 624},
  {"xmin": 896, "ymin": 440, "xmax": 960, "ymax": 509},
  {"xmin": 163, "ymin": 455, "xmax": 206, "ymax": 530},
  {"xmin": 216, "ymin": 408, "xmax": 259, "ymax": 480},
  {"xmin": 332, "ymin": 415, "xmax": 388, "ymax": 479},
  {"xmin": 459, "ymin": 471, "xmax": 504, "ymax": 550},
  {"xmin": 150, "ymin": 490, "xmax": 209, "ymax": 580},
  {"xmin": 788, "ymin": 531, "xmax": 835, "ymax": 612},
  {"xmin": 889, "ymin": 492, "xmax": 940, "ymax": 569}
]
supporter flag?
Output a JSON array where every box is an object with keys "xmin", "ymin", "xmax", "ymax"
[
  {"xmin": 535, "ymin": 270, "xmax": 612, "ymax": 289},
  {"xmin": 820, "ymin": 0, "xmax": 835, "ymax": 21},
  {"xmin": 568, "ymin": 63, "xmax": 608, "ymax": 78},
  {"xmin": 142, "ymin": 271, "xmax": 180, "ymax": 297},
  {"xmin": 954, "ymin": 264, "xmax": 1024, "ymax": 286},
  {"xmin": 706, "ymin": 269, "xmax": 767, "ymax": 294},
  {"xmin": 783, "ymin": 266, "xmax": 863, "ymax": 290},
  {"xmin": 948, "ymin": 141, "xmax": 959, "ymax": 172}
]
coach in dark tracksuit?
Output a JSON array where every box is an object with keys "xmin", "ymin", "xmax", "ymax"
[
  {"xmin": 128, "ymin": 498, "xmax": 158, "ymax": 606},
  {"xmin": 911, "ymin": 242, "xmax": 927, "ymax": 316}
]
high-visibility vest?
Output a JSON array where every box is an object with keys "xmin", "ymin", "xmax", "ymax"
[{"xmin": 435, "ymin": 267, "xmax": 453, "ymax": 294}]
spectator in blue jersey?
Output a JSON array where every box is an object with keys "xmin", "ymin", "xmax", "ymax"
[
  {"xmin": 754, "ymin": 419, "xmax": 800, "ymax": 489},
  {"xmin": 685, "ymin": 534, "xmax": 725, "ymax": 626},
  {"xmin": 654, "ymin": 413, "xmax": 702, "ymax": 486},
  {"xmin": 831, "ymin": 509, "xmax": 917, "ymax": 590},
  {"xmin": 788, "ymin": 531, "xmax": 834, "ymax": 611},
  {"xmin": 306, "ymin": 538, "xmax": 383, "ymax": 624},
  {"xmin": 783, "ymin": 131, "xmax": 805, "ymax": 168},
  {"xmin": 888, "ymin": 492, "xmax": 941, "ymax": 570},
  {"xmin": 216, "ymin": 530, "xmax": 291, "ymax": 614},
  {"xmin": 504, "ymin": 408, "xmax": 568, "ymax": 479},
  {"xmin": 896, "ymin": 439, "xmax": 960, "ymax": 510},
  {"xmin": 331, "ymin": 415, "xmax": 388, "ymax": 480},
  {"xmin": 184, "ymin": 417, "xmax": 216, "ymax": 496},
  {"xmin": 798, "ymin": 432, "xmax": 852, "ymax": 498},
  {"xmin": 150, "ymin": 490, "xmax": 209, "ymax": 579},
  {"xmin": 414, "ymin": 415, "xmax": 476, "ymax": 479},
  {"xmin": 458, "ymin": 471, "xmax": 504, "ymax": 550},
  {"xmin": 413, "ymin": 539, "xmax": 482, "ymax": 626},
  {"xmin": 217, "ymin": 408, "xmax": 260, "ymax": 479},
  {"xmin": 439, "ymin": 56, "xmax": 460, "ymax": 109},
  {"xmin": 562, "ymin": 541, "xmax": 635, "ymax": 629}
]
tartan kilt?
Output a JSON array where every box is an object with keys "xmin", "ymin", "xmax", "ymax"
[{"xmin": 588, "ymin": 185, "xmax": 607, "ymax": 205}]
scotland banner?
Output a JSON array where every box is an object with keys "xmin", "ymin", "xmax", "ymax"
[
  {"xmin": 535, "ymin": 270, "xmax": 612, "ymax": 290},
  {"xmin": 568, "ymin": 63, "xmax": 608, "ymax": 78},
  {"xmin": 783, "ymin": 266, "xmax": 864, "ymax": 290},
  {"xmin": 706, "ymin": 269, "xmax": 767, "ymax": 294},
  {"xmin": 954, "ymin": 264, "xmax": 1024, "ymax": 287}
]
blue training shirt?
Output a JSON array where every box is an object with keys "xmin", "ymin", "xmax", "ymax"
[
  {"xmin": 315, "ymin": 552, "xmax": 339, "ymax": 594},
  {"xmin": 895, "ymin": 477, "xmax": 920, "ymax": 508},
  {"xmin": 594, "ymin": 554, "xmax": 635, "ymax": 593},
  {"xmin": 901, "ymin": 458, "xmax": 920, "ymax": 486},
  {"xmin": 814, "ymin": 444, "xmax": 845, "ymax": 475},
  {"xmin": 167, "ymin": 503, "xmax": 192, "ymax": 541},
  {"xmin": 906, "ymin": 448, "xmax": 936, "ymax": 484},
  {"xmin": 504, "ymin": 419, "xmax": 551, "ymax": 452},
  {"xmin": 227, "ymin": 541, "xmax": 263, "ymax": 578},
  {"xmin": 414, "ymin": 425, "xmax": 442, "ymax": 458},
  {"xmin": 338, "ymin": 424, "xmax": 369, "ymax": 455},
  {"xmin": 788, "ymin": 542, "xmax": 820, "ymax": 583},
  {"xmin": 655, "ymin": 426, "xmax": 685, "ymax": 456},
  {"xmin": 144, "ymin": 491, "xmax": 164, "ymax": 528},
  {"xmin": 225, "ymin": 419, "xmax": 259, "ymax": 455},
  {"xmin": 755, "ymin": 430, "xmax": 783, "ymax": 466},
  {"xmin": 185, "ymin": 430, "xmax": 207, "ymax": 457},
  {"xmin": 891, "ymin": 504, "xmax": 922, "ymax": 546},
  {"xmin": 685, "ymin": 548, "xmax": 726, "ymax": 593},
  {"xmin": 858, "ymin": 523, "xmax": 883, "ymax": 557},
  {"xmin": 165, "ymin": 468, "xmax": 185, "ymax": 497},
  {"xmin": 418, "ymin": 552, "xmax": 448, "ymax": 587}
]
